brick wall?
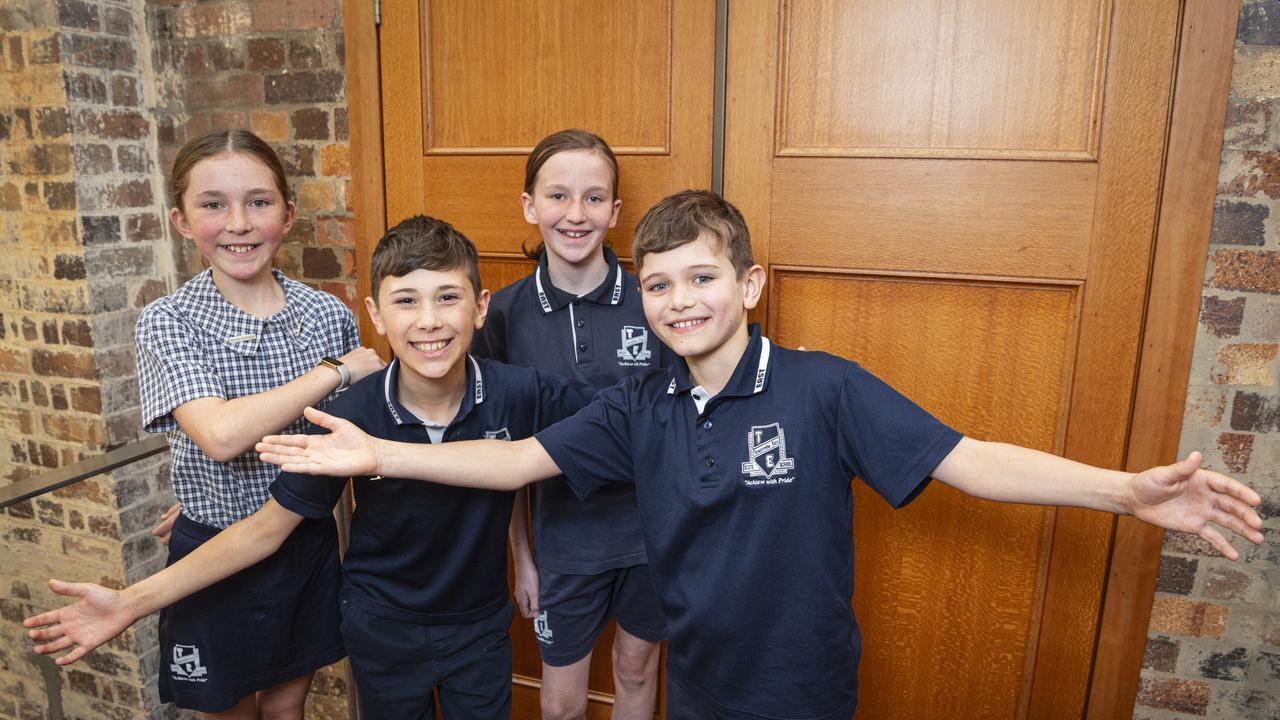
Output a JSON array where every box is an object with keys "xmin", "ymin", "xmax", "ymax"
[
  {"xmin": 149, "ymin": 0, "xmax": 357, "ymax": 308},
  {"xmin": 0, "ymin": 0, "xmax": 178, "ymax": 717},
  {"xmin": 0, "ymin": 0, "xmax": 353, "ymax": 717},
  {"xmin": 1134, "ymin": 2, "xmax": 1280, "ymax": 718}
]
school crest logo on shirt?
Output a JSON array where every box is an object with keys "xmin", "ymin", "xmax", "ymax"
[
  {"xmin": 169, "ymin": 644, "xmax": 209, "ymax": 682},
  {"xmin": 616, "ymin": 325, "xmax": 653, "ymax": 365},
  {"xmin": 741, "ymin": 423, "xmax": 796, "ymax": 485},
  {"xmin": 533, "ymin": 611, "xmax": 554, "ymax": 645},
  {"xmin": 484, "ymin": 427, "xmax": 512, "ymax": 441}
]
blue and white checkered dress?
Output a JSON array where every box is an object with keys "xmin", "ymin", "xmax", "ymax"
[{"xmin": 136, "ymin": 269, "xmax": 359, "ymax": 528}]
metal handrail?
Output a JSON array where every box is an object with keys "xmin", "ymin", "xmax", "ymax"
[{"xmin": 0, "ymin": 435, "xmax": 169, "ymax": 510}]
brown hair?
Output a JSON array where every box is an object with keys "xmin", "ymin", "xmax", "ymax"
[
  {"xmin": 370, "ymin": 215, "xmax": 482, "ymax": 300},
  {"xmin": 633, "ymin": 190, "xmax": 754, "ymax": 276},
  {"xmin": 521, "ymin": 129, "xmax": 620, "ymax": 259},
  {"xmin": 169, "ymin": 129, "xmax": 290, "ymax": 213}
]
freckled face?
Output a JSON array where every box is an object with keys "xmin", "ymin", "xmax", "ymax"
[
  {"xmin": 170, "ymin": 152, "xmax": 294, "ymax": 287},
  {"xmin": 522, "ymin": 149, "xmax": 621, "ymax": 268}
]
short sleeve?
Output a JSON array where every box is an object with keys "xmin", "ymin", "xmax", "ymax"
[
  {"xmin": 836, "ymin": 363, "xmax": 962, "ymax": 508},
  {"xmin": 135, "ymin": 303, "xmax": 227, "ymax": 433},
  {"xmin": 339, "ymin": 303, "xmax": 361, "ymax": 354},
  {"xmin": 536, "ymin": 380, "xmax": 636, "ymax": 499}
]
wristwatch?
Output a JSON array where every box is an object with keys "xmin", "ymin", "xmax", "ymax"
[{"xmin": 318, "ymin": 356, "xmax": 350, "ymax": 391}]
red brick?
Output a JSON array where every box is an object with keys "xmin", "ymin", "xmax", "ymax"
[
  {"xmin": 265, "ymin": 70, "xmax": 343, "ymax": 104},
  {"xmin": 250, "ymin": 111, "xmax": 288, "ymax": 141},
  {"xmin": 1136, "ymin": 677, "xmax": 1210, "ymax": 714},
  {"xmin": 186, "ymin": 74, "xmax": 265, "ymax": 110},
  {"xmin": 31, "ymin": 348, "xmax": 96, "ymax": 379},
  {"xmin": 1148, "ymin": 597, "xmax": 1227, "ymax": 638},
  {"xmin": 1216, "ymin": 432, "xmax": 1254, "ymax": 473},
  {"xmin": 1199, "ymin": 295, "xmax": 1246, "ymax": 338},
  {"xmin": 253, "ymin": 0, "xmax": 336, "ymax": 31},
  {"xmin": 71, "ymin": 386, "xmax": 101, "ymax": 413},
  {"xmin": 1210, "ymin": 249, "xmax": 1280, "ymax": 294},
  {"xmin": 72, "ymin": 109, "xmax": 150, "ymax": 140},
  {"xmin": 291, "ymin": 107, "xmax": 328, "ymax": 140},
  {"xmin": 246, "ymin": 37, "xmax": 285, "ymax": 70},
  {"xmin": 320, "ymin": 144, "xmax": 348, "ymax": 176}
]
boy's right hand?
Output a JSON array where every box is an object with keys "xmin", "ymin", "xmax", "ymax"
[
  {"xmin": 23, "ymin": 580, "xmax": 139, "ymax": 665},
  {"xmin": 513, "ymin": 560, "xmax": 540, "ymax": 618},
  {"xmin": 257, "ymin": 406, "xmax": 379, "ymax": 477},
  {"xmin": 339, "ymin": 347, "xmax": 386, "ymax": 386}
]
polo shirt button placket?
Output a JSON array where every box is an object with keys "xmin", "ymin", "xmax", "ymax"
[{"xmin": 704, "ymin": 456, "xmax": 715, "ymax": 467}]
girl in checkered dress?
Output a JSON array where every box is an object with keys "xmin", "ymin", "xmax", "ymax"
[{"xmin": 33, "ymin": 130, "xmax": 384, "ymax": 719}]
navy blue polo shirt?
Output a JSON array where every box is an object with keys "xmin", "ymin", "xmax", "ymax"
[
  {"xmin": 537, "ymin": 326, "xmax": 963, "ymax": 718},
  {"xmin": 271, "ymin": 356, "xmax": 594, "ymax": 625},
  {"xmin": 474, "ymin": 248, "xmax": 674, "ymax": 574}
]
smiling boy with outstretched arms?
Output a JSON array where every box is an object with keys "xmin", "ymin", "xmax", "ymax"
[{"xmin": 255, "ymin": 191, "xmax": 1264, "ymax": 720}]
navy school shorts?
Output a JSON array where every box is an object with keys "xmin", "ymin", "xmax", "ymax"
[
  {"xmin": 534, "ymin": 564, "xmax": 667, "ymax": 667},
  {"xmin": 157, "ymin": 513, "xmax": 344, "ymax": 713},
  {"xmin": 340, "ymin": 597, "xmax": 515, "ymax": 720}
]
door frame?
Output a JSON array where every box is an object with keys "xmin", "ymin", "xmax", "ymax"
[{"xmin": 341, "ymin": 1, "xmax": 1240, "ymax": 715}]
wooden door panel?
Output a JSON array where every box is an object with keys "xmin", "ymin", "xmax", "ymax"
[
  {"xmin": 729, "ymin": 0, "xmax": 1180, "ymax": 717},
  {"xmin": 383, "ymin": 0, "xmax": 714, "ymax": 254},
  {"xmin": 423, "ymin": 0, "xmax": 672, "ymax": 152},
  {"xmin": 770, "ymin": 158, "xmax": 1096, "ymax": 278},
  {"xmin": 771, "ymin": 272, "xmax": 1079, "ymax": 718},
  {"xmin": 778, "ymin": 0, "xmax": 1109, "ymax": 159}
]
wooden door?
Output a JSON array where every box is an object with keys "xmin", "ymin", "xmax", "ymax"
[
  {"xmin": 378, "ymin": 1, "xmax": 715, "ymax": 715},
  {"xmin": 725, "ymin": 1, "xmax": 1179, "ymax": 718}
]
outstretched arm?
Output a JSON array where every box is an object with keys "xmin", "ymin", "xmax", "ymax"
[
  {"xmin": 24, "ymin": 499, "xmax": 303, "ymax": 664},
  {"xmin": 256, "ymin": 406, "xmax": 563, "ymax": 490},
  {"xmin": 932, "ymin": 438, "xmax": 1264, "ymax": 559}
]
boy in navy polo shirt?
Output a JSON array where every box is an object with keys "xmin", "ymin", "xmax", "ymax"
[
  {"xmin": 25, "ymin": 215, "xmax": 594, "ymax": 719},
  {"xmin": 257, "ymin": 191, "xmax": 1265, "ymax": 720}
]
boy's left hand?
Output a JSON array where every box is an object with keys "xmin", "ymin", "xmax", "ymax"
[{"xmin": 1127, "ymin": 451, "xmax": 1265, "ymax": 560}]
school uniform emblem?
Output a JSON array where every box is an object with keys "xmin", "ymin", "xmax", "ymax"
[
  {"xmin": 533, "ymin": 611, "xmax": 554, "ymax": 644},
  {"xmin": 741, "ymin": 423, "xmax": 795, "ymax": 484},
  {"xmin": 169, "ymin": 644, "xmax": 209, "ymax": 681},
  {"xmin": 484, "ymin": 427, "xmax": 512, "ymax": 441},
  {"xmin": 616, "ymin": 326, "xmax": 653, "ymax": 363}
]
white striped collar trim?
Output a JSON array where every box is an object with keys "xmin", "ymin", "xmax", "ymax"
[
  {"xmin": 534, "ymin": 267, "xmax": 553, "ymax": 313},
  {"xmin": 470, "ymin": 355, "xmax": 485, "ymax": 404},
  {"xmin": 609, "ymin": 264, "xmax": 623, "ymax": 304},
  {"xmin": 382, "ymin": 356, "xmax": 486, "ymax": 425},
  {"xmin": 666, "ymin": 338, "xmax": 773, "ymax": 396}
]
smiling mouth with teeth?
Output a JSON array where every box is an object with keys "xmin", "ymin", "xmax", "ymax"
[
  {"xmin": 410, "ymin": 339, "xmax": 450, "ymax": 353},
  {"xmin": 671, "ymin": 319, "xmax": 705, "ymax": 330},
  {"xmin": 223, "ymin": 244, "xmax": 260, "ymax": 254},
  {"xmin": 558, "ymin": 230, "xmax": 590, "ymax": 239}
]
